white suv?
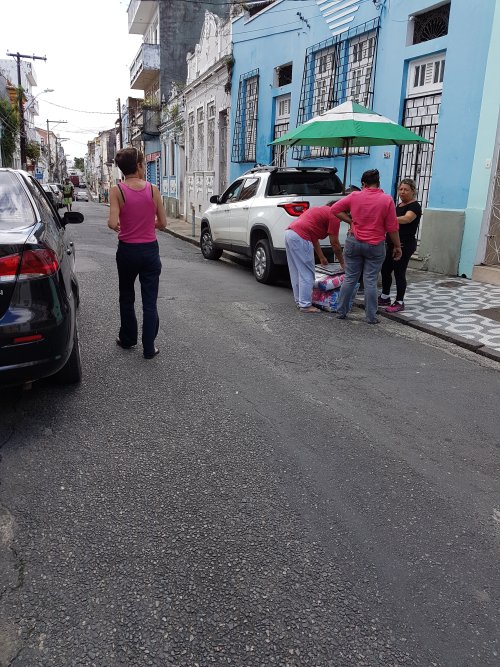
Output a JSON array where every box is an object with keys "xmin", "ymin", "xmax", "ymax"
[{"xmin": 200, "ymin": 166, "xmax": 346, "ymax": 283}]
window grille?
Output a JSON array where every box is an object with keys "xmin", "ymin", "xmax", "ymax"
[
  {"xmin": 188, "ymin": 112, "xmax": 194, "ymax": 171},
  {"xmin": 232, "ymin": 69, "xmax": 259, "ymax": 163},
  {"xmin": 275, "ymin": 63, "xmax": 293, "ymax": 87},
  {"xmin": 412, "ymin": 3, "xmax": 450, "ymax": 45},
  {"xmin": 197, "ymin": 107, "xmax": 204, "ymax": 171},
  {"xmin": 207, "ymin": 102, "xmax": 216, "ymax": 171},
  {"xmin": 294, "ymin": 19, "xmax": 379, "ymax": 160}
]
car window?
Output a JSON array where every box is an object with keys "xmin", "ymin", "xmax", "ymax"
[
  {"xmin": 220, "ymin": 180, "xmax": 243, "ymax": 204},
  {"xmin": 49, "ymin": 185, "xmax": 59, "ymax": 194},
  {"xmin": 0, "ymin": 172, "xmax": 36, "ymax": 229},
  {"xmin": 238, "ymin": 177, "xmax": 259, "ymax": 202},
  {"xmin": 267, "ymin": 171, "xmax": 343, "ymax": 196}
]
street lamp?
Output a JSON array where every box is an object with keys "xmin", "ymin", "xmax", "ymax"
[
  {"xmin": 25, "ymin": 88, "xmax": 54, "ymax": 113},
  {"xmin": 46, "ymin": 119, "xmax": 66, "ymax": 181}
]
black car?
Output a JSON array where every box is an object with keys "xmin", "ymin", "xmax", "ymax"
[{"xmin": 0, "ymin": 169, "xmax": 84, "ymax": 387}]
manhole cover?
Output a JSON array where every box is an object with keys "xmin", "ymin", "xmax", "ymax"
[
  {"xmin": 437, "ymin": 281, "xmax": 464, "ymax": 289},
  {"xmin": 473, "ymin": 307, "xmax": 500, "ymax": 322}
]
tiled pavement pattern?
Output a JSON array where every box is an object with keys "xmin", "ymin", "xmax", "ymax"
[{"xmin": 393, "ymin": 279, "xmax": 500, "ymax": 353}]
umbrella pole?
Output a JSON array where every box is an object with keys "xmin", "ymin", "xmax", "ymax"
[{"xmin": 342, "ymin": 138, "xmax": 350, "ymax": 195}]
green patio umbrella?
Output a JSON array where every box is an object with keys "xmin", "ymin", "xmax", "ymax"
[{"xmin": 271, "ymin": 101, "xmax": 430, "ymax": 193}]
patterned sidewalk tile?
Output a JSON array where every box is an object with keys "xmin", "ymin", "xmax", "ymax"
[{"xmin": 393, "ymin": 279, "xmax": 500, "ymax": 351}]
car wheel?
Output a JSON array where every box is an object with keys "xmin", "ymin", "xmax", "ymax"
[
  {"xmin": 253, "ymin": 238, "xmax": 276, "ymax": 284},
  {"xmin": 200, "ymin": 226, "xmax": 223, "ymax": 260},
  {"xmin": 52, "ymin": 314, "xmax": 82, "ymax": 385}
]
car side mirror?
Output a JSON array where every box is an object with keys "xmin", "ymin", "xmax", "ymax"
[
  {"xmin": 209, "ymin": 195, "xmax": 219, "ymax": 204},
  {"xmin": 61, "ymin": 211, "xmax": 84, "ymax": 225}
]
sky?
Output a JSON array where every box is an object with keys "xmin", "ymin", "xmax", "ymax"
[{"xmin": 0, "ymin": 0, "xmax": 143, "ymax": 163}]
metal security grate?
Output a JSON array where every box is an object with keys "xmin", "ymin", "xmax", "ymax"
[
  {"xmin": 293, "ymin": 18, "xmax": 379, "ymax": 161},
  {"xmin": 232, "ymin": 69, "xmax": 259, "ymax": 163},
  {"xmin": 272, "ymin": 122, "xmax": 290, "ymax": 167},
  {"xmin": 396, "ymin": 93, "xmax": 441, "ymax": 215},
  {"xmin": 484, "ymin": 151, "xmax": 500, "ymax": 266},
  {"xmin": 413, "ymin": 3, "xmax": 450, "ymax": 45}
]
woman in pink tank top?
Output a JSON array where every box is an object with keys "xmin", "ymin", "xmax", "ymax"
[{"xmin": 108, "ymin": 147, "xmax": 168, "ymax": 359}]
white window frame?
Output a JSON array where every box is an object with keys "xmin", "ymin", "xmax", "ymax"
[{"xmin": 407, "ymin": 52, "xmax": 446, "ymax": 97}]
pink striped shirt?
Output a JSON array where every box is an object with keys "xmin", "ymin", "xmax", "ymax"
[{"xmin": 118, "ymin": 182, "xmax": 157, "ymax": 243}]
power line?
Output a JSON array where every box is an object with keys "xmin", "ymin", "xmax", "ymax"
[{"xmin": 42, "ymin": 99, "xmax": 118, "ymax": 115}]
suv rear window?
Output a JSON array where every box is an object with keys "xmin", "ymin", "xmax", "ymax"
[
  {"xmin": 267, "ymin": 170, "xmax": 343, "ymax": 196},
  {"xmin": 0, "ymin": 172, "xmax": 36, "ymax": 228}
]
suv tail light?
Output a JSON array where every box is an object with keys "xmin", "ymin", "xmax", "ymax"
[
  {"xmin": 18, "ymin": 249, "xmax": 59, "ymax": 279},
  {"xmin": 278, "ymin": 202, "xmax": 310, "ymax": 217}
]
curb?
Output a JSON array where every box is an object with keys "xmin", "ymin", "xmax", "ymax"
[
  {"xmin": 356, "ymin": 301, "xmax": 500, "ymax": 362},
  {"xmin": 164, "ymin": 228, "xmax": 500, "ymax": 364}
]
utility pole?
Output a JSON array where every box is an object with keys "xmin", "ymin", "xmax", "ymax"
[
  {"xmin": 117, "ymin": 98, "xmax": 123, "ymax": 149},
  {"xmin": 7, "ymin": 51, "xmax": 47, "ymax": 170}
]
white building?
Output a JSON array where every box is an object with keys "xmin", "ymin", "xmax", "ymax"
[
  {"xmin": 183, "ymin": 11, "xmax": 232, "ymax": 222},
  {"xmin": 0, "ymin": 59, "xmax": 38, "ymax": 169},
  {"xmin": 159, "ymin": 85, "xmax": 185, "ymax": 218}
]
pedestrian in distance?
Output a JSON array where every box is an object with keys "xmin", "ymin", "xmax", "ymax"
[
  {"xmin": 108, "ymin": 147, "xmax": 168, "ymax": 359},
  {"xmin": 379, "ymin": 178, "xmax": 422, "ymax": 313},
  {"xmin": 63, "ymin": 178, "xmax": 74, "ymax": 212},
  {"xmin": 331, "ymin": 169, "xmax": 402, "ymax": 324},
  {"xmin": 284, "ymin": 204, "xmax": 345, "ymax": 313}
]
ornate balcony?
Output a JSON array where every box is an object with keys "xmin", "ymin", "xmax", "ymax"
[{"xmin": 130, "ymin": 43, "xmax": 160, "ymax": 90}]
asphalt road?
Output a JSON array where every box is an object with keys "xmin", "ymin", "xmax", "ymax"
[{"xmin": 1, "ymin": 201, "xmax": 499, "ymax": 667}]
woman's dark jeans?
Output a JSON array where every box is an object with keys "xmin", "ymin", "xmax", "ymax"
[
  {"xmin": 116, "ymin": 240, "xmax": 161, "ymax": 357},
  {"xmin": 381, "ymin": 236, "xmax": 417, "ymax": 302}
]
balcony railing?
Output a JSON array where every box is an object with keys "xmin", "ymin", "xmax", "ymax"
[
  {"xmin": 128, "ymin": 0, "xmax": 157, "ymax": 35},
  {"xmin": 130, "ymin": 43, "xmax": 160, "ymax": 90}
]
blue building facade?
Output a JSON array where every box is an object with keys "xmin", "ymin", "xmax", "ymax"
[{"xmin": 230, "ymin": 0, "xmax": 499, "ymax": 279}]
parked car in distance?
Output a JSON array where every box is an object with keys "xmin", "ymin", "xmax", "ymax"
[
  {"xmin": 75, "ymin": 189, "xmax": 89, "ymax": 202},
  {"xmin": 48, "ymin": 183, "xmax": 63, "ymax": 208},
  {"xmin": 200, "ymin": 166, "xmax": 345, "ymax": 283},
  {"xmin": 0, "ymin": 168, "xmax": 85, "ymax": 388},
  {"xmin": 42, "ymin": 183, "xmax": 59, "ymax": 208}
]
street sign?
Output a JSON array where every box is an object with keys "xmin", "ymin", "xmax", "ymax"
[{"xmin": 35, "ymin": 170, "xmax": 43, "ymax": 180}]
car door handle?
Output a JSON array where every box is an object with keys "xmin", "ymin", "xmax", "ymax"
[{"xmin": 241, "ymin": 206, "xmax": 249, "ymax": 210}]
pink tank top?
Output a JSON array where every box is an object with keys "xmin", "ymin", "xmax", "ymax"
[{"xmin": 118, "ymin": 182, "xmax": 157, "ymax": 243}]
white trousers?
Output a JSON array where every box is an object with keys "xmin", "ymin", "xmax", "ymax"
[{"xmin": 285, "ymin": 229, "xmax": 315, "ymax": 308}]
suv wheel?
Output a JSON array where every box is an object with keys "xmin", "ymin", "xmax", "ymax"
[
  {"xmin": 253, "ymin": 239, "xmax": 276, "ymax": 284},
  {"xmin": 200, "ymin": 225, "xmax": 223, "ymax": 260}
]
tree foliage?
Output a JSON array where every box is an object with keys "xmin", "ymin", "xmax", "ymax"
[
  {"xmin": 74, "ymin": 157, "xmax": 84, "ymax": 171},
  {"xmin": 26, "ymin": 141, "xmax": 41, "ymax": 162},
  {"xmin": 0, "ymin": 98, "xmax": 19, "ymax": 167}
]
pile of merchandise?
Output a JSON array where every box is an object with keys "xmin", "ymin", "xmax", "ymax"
[{"xmin": 311, "ymin": 264, "xmax": 358, "ymax": 312}]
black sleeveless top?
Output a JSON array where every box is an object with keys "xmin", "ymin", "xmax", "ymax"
[{"xmin": 396, "ymin": 200, "xmax": 422, "ymax": 240}]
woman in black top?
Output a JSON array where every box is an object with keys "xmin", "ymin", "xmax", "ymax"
[{"xmin": 379, "ymin": 178, "xmax": 422, "ymax": 313}]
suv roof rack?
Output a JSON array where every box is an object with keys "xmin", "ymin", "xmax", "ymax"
[
  {"xmin": 244, "ymin": 165, "xmax": 338, "ymax": 175},
  {"xmin": 245, "ymin": 165, "xmax": 278, "ymax": 174}
]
